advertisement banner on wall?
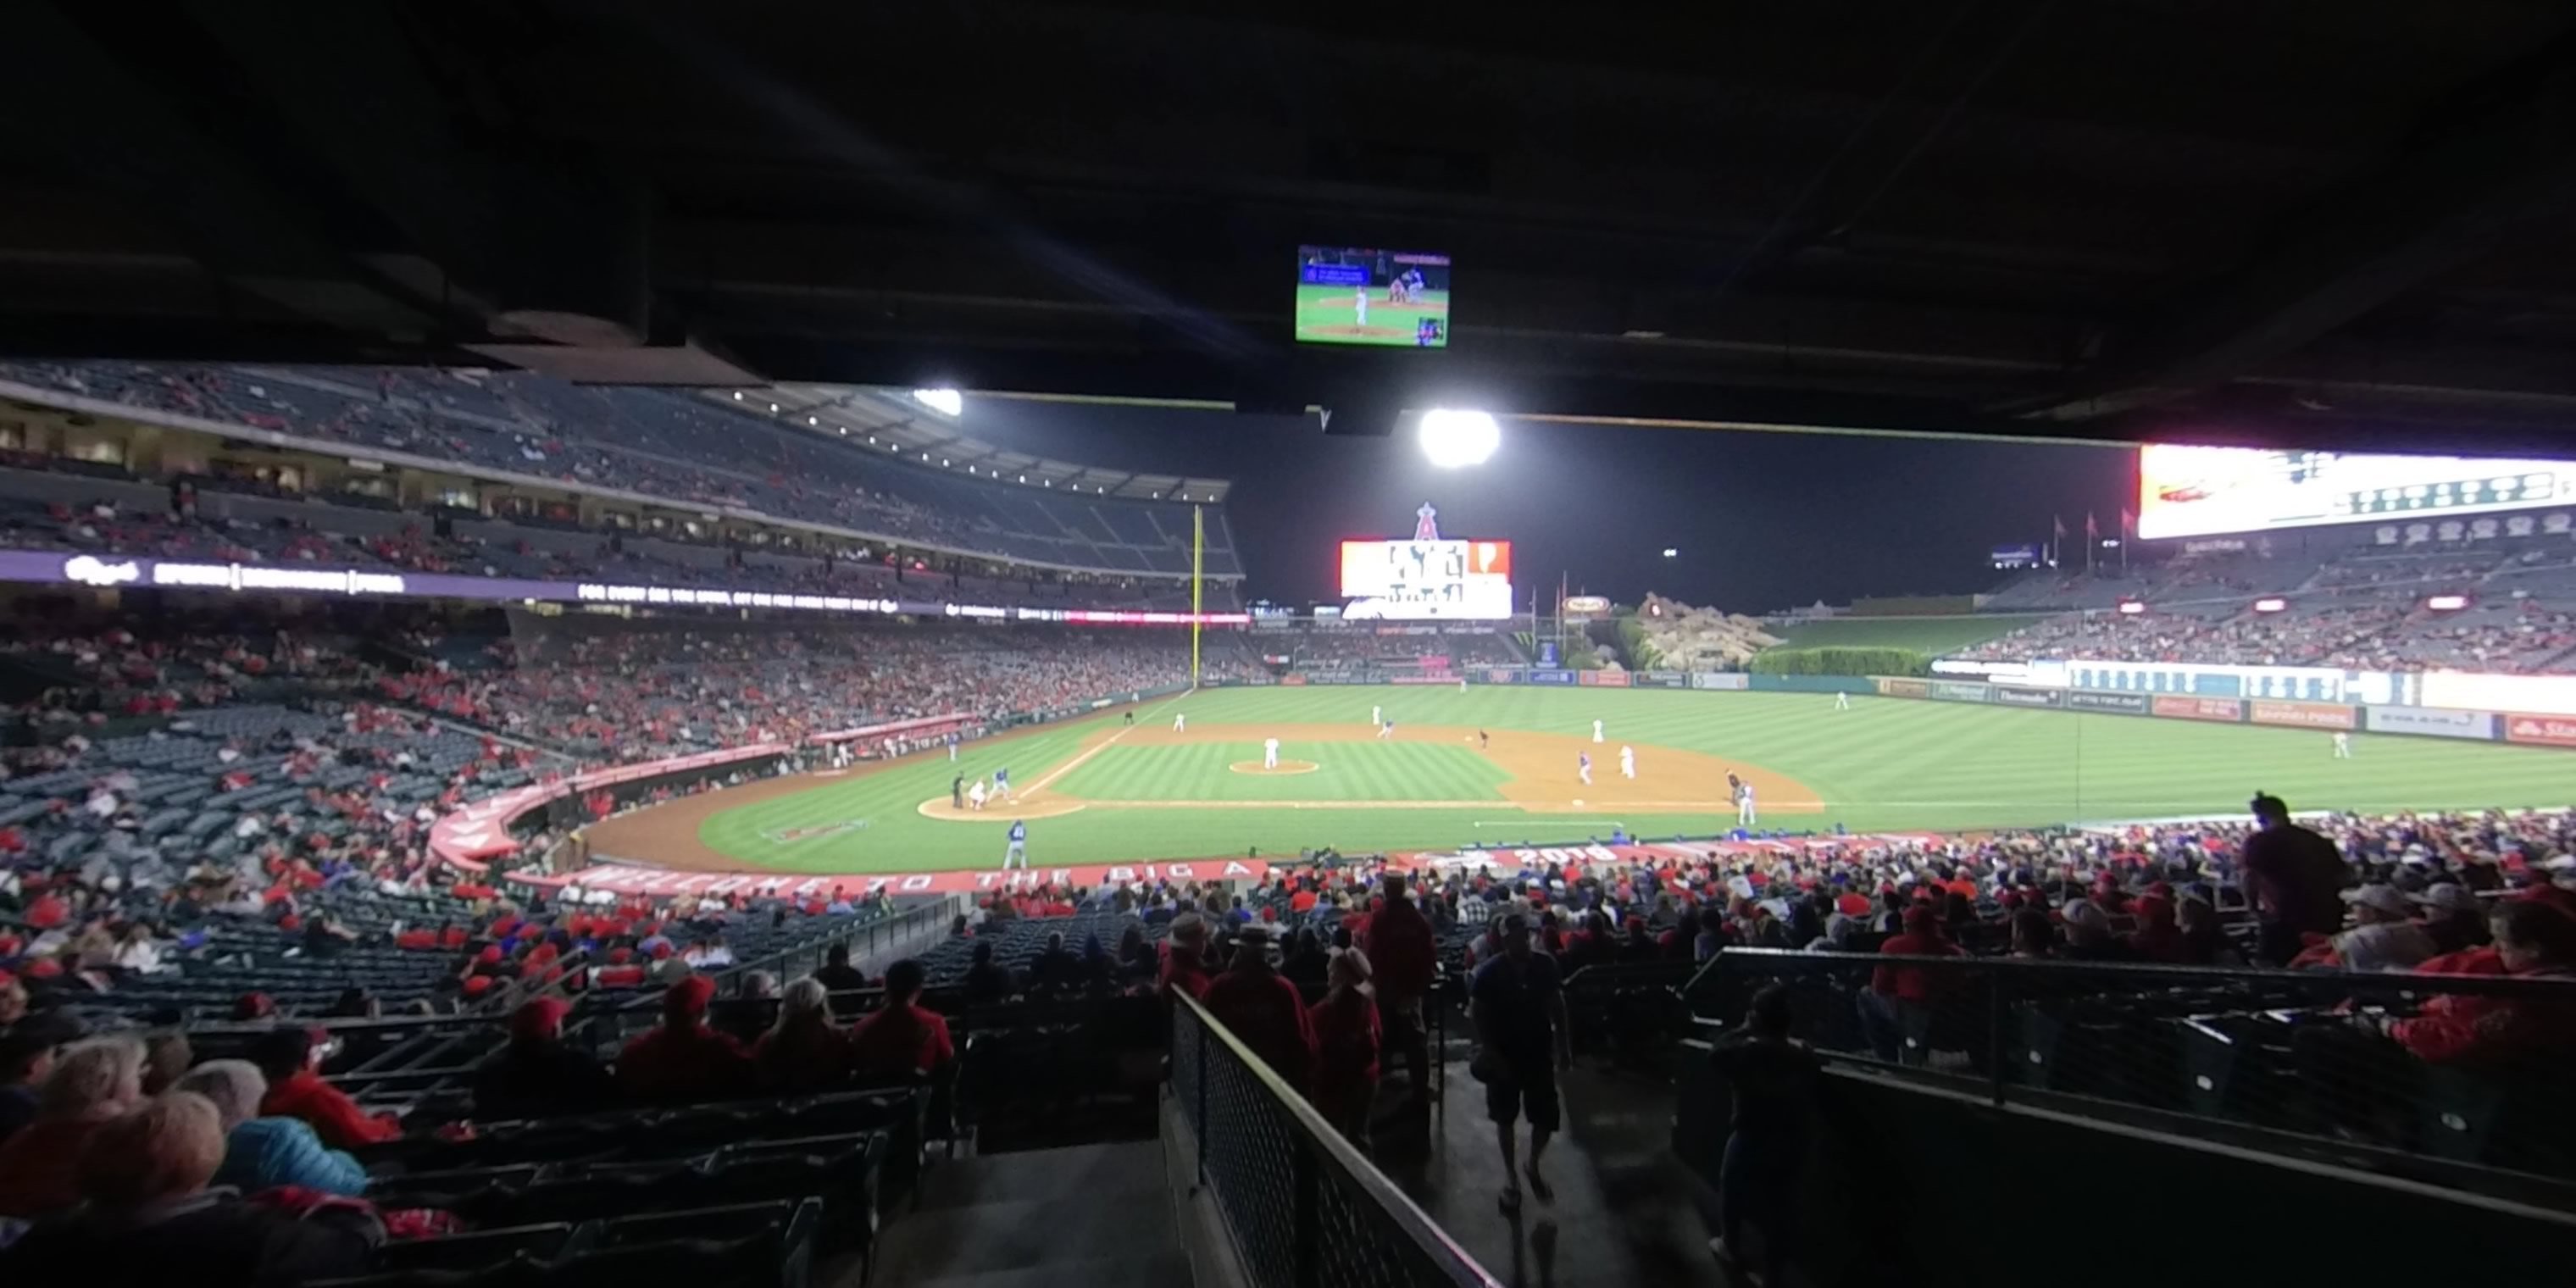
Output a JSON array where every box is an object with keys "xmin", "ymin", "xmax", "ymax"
[
  {"xmin": 2064, "ymin": 691, "xmax": 2150, "ymax": 714},
  {"xmin": 2249, "ymin": 699, "xmax": 2358, "ymax": 730},
  {"xmin": 2422, "ymin": 672, "xmax": 2576, "ymax": 719},
  {"xmin": 1579, "ymin": 670, "xmax": 1633, "ymax": 687},
  {"xmin": 1483, "ymin": 668, "xmax": 1522, "ymax": 686},
  {"xmin": 1877, "ymin": 678, "xmax": 1930, "ymax": 699},
  {"xmin": 1691, "ymin": 673, "xmax": 1752, "ymax": 691},
  {"xmin": 2362, "ymin": 705, "xmax": 2496, "ymax": 741},
  {"xmin": 2153, "ymin": 696, "xmax": 2245, "ymax": 722},
  {"xmin": 1632, "ymin": 671, "xmax": 1690, "ymax": 690},
  {"xmin": 1528, "ymin": 669, "xmax": 1578, "ymax": 686},
  {"xmin": 2504, "ymin": 713, "xmax": 2576, "ymax": 747},
  {"xmin": 1990, "ymin": 686, "xmax": 2062, "ymax": 708},
  {"xmin": 1929, "ymin": 680, "xmax": 1991, "ymax": 703}
]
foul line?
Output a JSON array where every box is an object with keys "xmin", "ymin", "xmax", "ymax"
[{"xmin": 1021, "ymin": 689, "xmax": 1194, "ymax": 800}]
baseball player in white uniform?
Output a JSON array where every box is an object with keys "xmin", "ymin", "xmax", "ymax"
[
  {"xmin": 1354, "ymin": 286, "xmax": 1369, "ymax": 329},
  {"xmin": 1736, "ymin": 779, "xmax": 1757, "ymax": 828},
  {"xmin": 1619, "ymin": 745, "xmax": 1635, "ymax": 779},
  {"xmin": 1835, "ymin": 691, "xmax": 1852, "ymax": 711},
  {"xmin": 1263, "ymin": 737, "xmax": 1280, "ymax": 769},
  {"xmin": 1578, "ymin": 752, "xmax": 1593, "ymax": 786},
  {"xmin": 1371, "ymin": 704, "xmax": 1382, "ymax": 728},
  {"xmin": 1458, "ymin": 677, "xmax": 1468, "ymax": 694},
  {"xmin": 1592, "ymin": 719, "xmax": 1604, "ymax": 744},
  {"xmin": 1173, "ymin": 711, "xmax": 1186, "ymax": 732},
  {"xmin": 2333, "ymin": 731, "xmax": 2351, "ymax": 759},
  {"xmin": 967, "ymin": 779, "xmax": 988, "ymax": 812}
]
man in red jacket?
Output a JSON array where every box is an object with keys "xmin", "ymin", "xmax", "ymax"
[
  {"xmin": 251, "ymin": 1028, "xmax": 402, "ymax": 1150},
  {"xmin": 1357, "ymin": 873, "xmax": 1437, "ymax": 1112},
  {"xmin": 1859, "ymin": 906, "xmax": 1959, "ymax": 1066},
  {"xmin": 616, "ymin": 974, "xmax": 752, "ymax": 1104},
  {"xmin": 1201, "ymin": 927, "xmax": 1315, "ymax": 1092}
]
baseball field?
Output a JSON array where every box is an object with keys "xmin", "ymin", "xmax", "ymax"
[
  {"xmin": 1291, "ymin": 283, "xmax": 1450, "ymax": 344},
  {"xmin": 579, "ymin": 686, "xmax": 2576, "ymax": 875}
]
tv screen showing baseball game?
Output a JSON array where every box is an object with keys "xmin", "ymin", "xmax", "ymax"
[
  {"xmin": 1296, "ymin": 246, "xmax": 1450, "ymax": 347},
  {"xmin": 2135, "ymin": 443, "xmax": 2576, "ymax": 540},
  {"xmin": 1338, "ymin": 537, "xmax": 1512, "ymax": 619}
]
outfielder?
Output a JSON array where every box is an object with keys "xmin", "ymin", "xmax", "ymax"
[
  {"xmin": 1003, "ymin": 819, "xmax": 1029, "ymax": 870},
  {"xmin": 1578, "ymin": 752, "xmax": 1593, "ymax": 786},
  {"xmin": 1263, "ymin": 736, "xmax": 1281, "ymax": 769},
  {"xmin": 1174, "ymin": 711, "xmax": 1186, "ymax": 732},
  {"xmin": 1835, "ymin": 691, "xmax": 1851, "ymax": 711},
  {"xmin": 2333, "ymin": 731, "xmax": 2351, "ymax": 759},
  {"xmin": 1458, "ymin": 677, "xmax": 1468, "ymax": 694},
  {"xmin": 1618, "ymin": 745, "xmax": 1635, "ymax": 779}
]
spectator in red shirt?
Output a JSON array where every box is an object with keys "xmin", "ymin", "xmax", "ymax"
[
  {"xmin": 1307, "ymin": 947, "xmax": 1382, "ymax": 1146},
  {"xmin": 1158, "ymin": 914, "xmax": 1215, "ymax": 1002},
  {"xmin": 1859, "ymin": 906, "xmax": 1960, "ymax": 1066},
  {"xmin": 250, "ymin": 1028, "xmax": 402, "ymax": 1150},
  {"xmin": 847, "ymin": 960, "xmax": 954, "ymax": 1082},
  {"xmin": 1357, "ymin": 873, "xmax": 1436, "ymax": 1113},
  {"xmin": 1201, "ymin": 926, "xmax": 1315, "ymax": 1093},
  {"xmin": 2381, "ymin": 901, "xmax": 2576, "ymax": 1064},
  {"xmin": 616, "ymin": 974, "xmax": 751, "ymax": 1104},
  {"xmin": 754, "ymin": 978, "xmax": 853, "ymax": 1094}
]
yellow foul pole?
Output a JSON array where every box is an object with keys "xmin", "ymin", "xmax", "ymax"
[{"xmin": 1191, "ymin": 504, "xmax": 1204, "ymax": 684}]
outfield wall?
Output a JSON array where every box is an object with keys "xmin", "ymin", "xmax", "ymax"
[{"xmin": 1864, "ymin": 674, "xmax": 2576, "ymax": 749}]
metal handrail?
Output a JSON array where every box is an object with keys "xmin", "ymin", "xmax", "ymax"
[{"xmin": 1174, "ymin": 991, "xmax": 1503, "ymax": 1288}]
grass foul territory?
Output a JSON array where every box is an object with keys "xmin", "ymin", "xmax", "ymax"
[{"xmin": 578, "ymin": 686, "xmax": 2575, "ymax": 875}]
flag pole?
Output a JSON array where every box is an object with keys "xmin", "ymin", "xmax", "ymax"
[{"xmin": 1190, "ymin": 504, "xmax": 1203, "ymax": 685}]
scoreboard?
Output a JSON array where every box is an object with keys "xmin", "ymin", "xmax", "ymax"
[
  {"xmin": 2137, "ymin": 444, "xmax": 2576, "ymax": 541},
  {"xmin": 1338, "ymin": 539, "xmax": 1513, "ymax": 620}
]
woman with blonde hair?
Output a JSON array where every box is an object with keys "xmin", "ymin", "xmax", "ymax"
[
  {"xmin": 0, "ymin": 1092, "xmax": 375, "ymax": 1285},
  {"xmin": 752, "ymin": 976, "xmax": 852, "ymax": 1094},
  {"xmin": 1307, "ymin": 946, "xmax": 1383, "ymax": 1148},
  {"xmin": 0, "ymin": 1035, "xmax": 145, "ymax": 1217}
]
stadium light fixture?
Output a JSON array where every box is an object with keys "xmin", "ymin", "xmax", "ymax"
[
  {"xmin": 1018, "ymin": 475, "xmax": 1025, "ymax": 483},
  {"xmin": 1662, "ymin": 547, "xmax": 1679, "ymax": 558},
  {"xmin": 2252, "ymin": 597, "xmax": 2288, "ymax": 613},
  {"xmin": 2428, "ymin": 594, "xmax": 2470, "ymax": 611},
  {"xmin": 807, "ymin": 416, "xmax": 818, "ymax": 425},
  {"xmin": 730, "ymin": 391, "xmax": 742, "ymax": 400},
  {"xmin": 2117, "ymin": 600, "xmax": 2147, "ymax": 615},
  {"xmin": 768, "ymin": 403, "xmax": 778, "ymax": 413},
  {"xmin": 911, "ymin": 387, "xmax": 963, "ymax": 417},
  {"xmin": 1418, "ymin": 408, "xmax": 1499, "ymax": 468}
]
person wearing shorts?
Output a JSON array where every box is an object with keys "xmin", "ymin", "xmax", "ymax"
[{"xmin": 1470, "ymin": 913, "xmax": 1568, "ymax": 1213}]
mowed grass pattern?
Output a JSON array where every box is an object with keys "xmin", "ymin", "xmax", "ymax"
[
  {"xmin": 1050, "ymin": 741, "xmax": 1508, "ymax": 802},
  {"xmin": 691, "ymin": 686, "xmax": 2576, "ymax": 873}
]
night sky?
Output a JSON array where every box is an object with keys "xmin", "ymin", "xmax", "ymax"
[{"xmin": 962, "ymin": 398, "xmax": 2140, "ymax": 612}]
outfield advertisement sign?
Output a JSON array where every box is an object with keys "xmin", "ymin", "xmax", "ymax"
[
  {"xmin": 1690, "ymin": 673, "xmax": 1750, "ymax": 691},
  {"xmin": 2248, "ymin": 699, "xmax": 2359, "ymax": 731},
  {"xmin": 2064, "ymin": 691, "xmax": 2151, "ymax": 714},
  {"xmin": 2504, "ymin": 713, "xmax": 2576, "ymax": 747},
  {"xmin": 1630, "ymin": 671, "xmax": 1690, "ymax": 690},
  {"xmin": 1527, "ymin": 669, "xmax": 1578, "ymax": 686},
  {"xmin": 1928, "ymin": 680, "xmax": 1991, "ymax": 703},
  {"xmin": 1990, "ymin": 686, "xmax": 2061, "ymax": 708},
  {"xmin": 2025, "ymin": 658, "xmax": 2400, "ymax": 706},
  {"xmin": 1876, "ymin": 678, "xmax": 1930, "ymax": 699},
  {"xmin": 2152, "ymin": 696, "xmax": 2245, "ymax": 723},
  {"xmin": 2423, "ymin": 672, "xmax": 2576, "ymax": 719},
  {"xmin": 2363, "ymin": 705, "xmax": 2496, "ymax": 740},
  {"xmin": 1482, "ymin": 668, "xmax": 1522, "ymax": 685},
  {"xmin": 1579, "ymin": 671, "xmax": 1632, "ymax": 687}
]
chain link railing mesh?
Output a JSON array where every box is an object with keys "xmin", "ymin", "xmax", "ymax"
[
  {"xmin": 1174, "ymin": 999, "xmax": 1498, "ymax": 1288},
  {"xmin": 1693, "ymin": 950, "xmax": 2576, "ymax": 1180}
]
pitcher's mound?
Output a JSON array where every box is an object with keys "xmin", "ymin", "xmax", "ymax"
[
  {"xmin": 1230, "ymin": 759, "xmax": 1320, "ymax": 776},
  {"xmin": 915, "ymin": 797, "xmax": 1089, "ymax": 822}
]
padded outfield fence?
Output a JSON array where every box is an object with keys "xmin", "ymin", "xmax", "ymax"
[
  {"xmin": 1688, "ymin": 950, "xmax": 2576, "ymax": 1192},
  {"xmin": 1173, "ymin": 992, "xmax": 1502, "ymax": 1288}
]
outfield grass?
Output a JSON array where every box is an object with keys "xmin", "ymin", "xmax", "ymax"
[
  {"xmin": 681, "ymin": 686, "xmax": 2576, "ymax": 874},
  {"xmin": 1764, "ymin": 614, "xmax": 2048, "ymax": 653}
]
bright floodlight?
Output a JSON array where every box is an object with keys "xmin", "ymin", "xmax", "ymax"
[
  {"xmin": 1662, "ymin": 547, "xmax": 1679, "ymax": 558},
  {"xmin": 911, "ymin": 387, "xmax": 963, "ymax": 417},
  {"xmin": 1418, "ymin": 408, "xmax": 1499, "ymax": 468}
]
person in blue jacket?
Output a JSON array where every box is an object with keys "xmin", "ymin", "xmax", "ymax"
[{"xmin": 174, "ymin": 1060, "xmax": 368, "ymax": 1196}]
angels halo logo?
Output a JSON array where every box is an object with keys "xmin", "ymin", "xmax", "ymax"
[{"xmin": 64, "ymin": 555, "xmax": 142, "ymax": 587}]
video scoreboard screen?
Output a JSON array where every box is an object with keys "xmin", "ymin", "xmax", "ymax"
[
  {"xmin": 2136, "ymin": 444, "xmax": 2576, "ymax": 541},
  {"xmin": 1295, "ymin": 246, "xmax": 1451, "ymax": 347},
  {"xmin": 1338, "ymin": 539, "xmax": 1513, "ymax": 620}
]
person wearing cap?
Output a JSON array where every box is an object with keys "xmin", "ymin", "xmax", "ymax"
[
  {"xmin": 616, "ymin": 974, "xmax": 752, "ymax": 1105},
  {"xmin": 1357, "ymin": 873, "xmax": 1436, "ymax": 1114},
  {"xmin": 1307, "ymin": 947, "xmax": 1381, "ymax": 1146},
  {"xmin": 1469, "ymin": 912, "xmax": 1570, "ymax": 1213},
  {"xmin": 473, "ymin": 997, "xmax": 613, "ymax": 1120},
  {"xmin": 1202, "ymin": 925, "xmax": 1316, "ymax": 1092},
  {"xmin": 2324, "ymin": 884, "xmax": 2437, "ymax": 973},
  {"xmin": 1158, "ymin": 913, "xmax": 1216, "ymax": 1002},
  {"xmin": 2240, "ymin": 792, "xmax": 2351, "ymax": 965},
  {"xmin": 2413, "ymin": 884, "xmax": 2490, "ymax": 956},
  {"xmin": 249, "ymin": 1029, "xmax": 402, "ymax": 1150},
  {"xmin": 847, "ymin": 959, "xmax": 954, "ymax": 1083},
  {"xmin": 2057, "ymin": 899, "xmax": 2134, "ymax": 963}
]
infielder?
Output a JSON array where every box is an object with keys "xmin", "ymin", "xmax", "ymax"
[
  {"xmin": 1735, "ymin": 777, "xmax": 1757, "ymax": 828},
  {"xmin": 1578, "ymin": 752, "xmax": 1593, "ymax": 786},
  {"xmin": 1619, "ymin": 745, "xmax": 1635, "ymax": 779},
  {"xmin": 967, "ymin": 779, "xmax": 989, "ymax": 812},
  {"xmin": 1003, "ymin": 819, "xmax": 1029, "ymax": 869},
  {"xmin": 1378, "ymin": 719, "xmax": 1396, "ymax": 741},
  {"xmin": 2332, "ymin": 731, "xmax": 2351, "ymax": 759},
  {"xmin": 991, "ymin": 766, "xmax": 1012, "ymax": 801},
  {"xmin": 1835, "ymin": 691, "xmax": 1852, "ymax": 711},
  {"xmin": 1592, "ymin": 719, "xmax": 1604, "ymax": 744},
  {"xmin": 1458, "ymin": 677, "xmax": 1468, "ymax": 694},
  {"xmin": 1371, "ymin": 704, "xmax": 1382, "ymax": 728},
  {"xmin": 1173, "ymin": 711, "xmax": 1186, "ymax": 732},
  {"xmin": 1263, "ymin": 737, "xmax": 1281, "ymax": 769}
]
